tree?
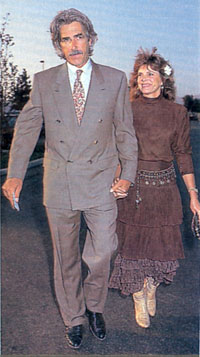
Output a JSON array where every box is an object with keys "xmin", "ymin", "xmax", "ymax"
[
  {"xmin": 183, "ymin": 95, "xmax": 200, "ymax": 113},
  {"xmin": 192, "ymin": 98, "xmax": 200, "ymax": 113},
  {"xmin": 12, "ymin": 68, "xmax": 32, "ymax": 110},
  {"xmin": 0, "ymin": 13, "xmax": 19, "ymax": 149},
  {"xmin": 0, "ymin": 14, "xmax": 32, "ymax": 149},
  {"xmin": 183, "ymin": 95, "xmax": 194, "ymax": 112},
  {"xmin": 0, "ymin": 13, "xmax": 18, "ymax": 127}
]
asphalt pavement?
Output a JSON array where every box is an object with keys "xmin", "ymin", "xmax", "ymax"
[{"xmin": 1, "ymin": 121, "xmax": 200, "ymax": 357}]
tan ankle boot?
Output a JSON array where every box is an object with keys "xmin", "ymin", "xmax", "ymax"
[
  {"xmin": 146, "ymin": 277, "xmax": 159, "ymax": 317},
  {"xmin": 132, "ymin": 287, "xmax": 150, "ymax": 328}
]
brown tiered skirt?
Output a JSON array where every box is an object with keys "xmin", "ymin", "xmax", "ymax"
[{"xmin": 109, "ymin": 161, "xmax": 185, "ymax": 295}]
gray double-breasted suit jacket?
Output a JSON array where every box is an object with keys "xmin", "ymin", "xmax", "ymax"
[{"xmin": 8, "ymin": 60, "xmax": 138, "ymax": 210}]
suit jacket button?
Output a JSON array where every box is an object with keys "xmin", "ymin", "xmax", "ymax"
[
  {"xmin": 93, "ymin": 140, "xmax": 98, "ymax": 144},
  {"xmin": 88, "ymin": 160, "xmax": 93, "ymax": 164},
  {"xmin": 60, "ymin": 140, "xmax": 64, "ymax": 143},
  {"xmin": 98, "ymin": 119, "xmax": 103, "ymax": 123}
]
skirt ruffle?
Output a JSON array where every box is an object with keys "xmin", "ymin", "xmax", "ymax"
[{"xmin": 109, "ymin": 254, "xmax": 179, "ymax": 295}]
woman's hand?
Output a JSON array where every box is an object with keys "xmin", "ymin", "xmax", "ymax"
[
  {"xmin": 190, "ymin": 192, "xmax": 200, "ymax": 220},
  {"xmin": 110, "ymin": 178, "xmax": 131, "ymax": 199},
  {"xmin": 182, "ymin": 173, "xmax": 200, "ymax": 219}
]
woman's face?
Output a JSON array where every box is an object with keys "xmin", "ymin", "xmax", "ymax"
[{"xmin": 137, "ymin": 64, "xmax": 163, "ymax": 98}]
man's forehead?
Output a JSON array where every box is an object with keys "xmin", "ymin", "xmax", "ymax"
[{"xmin": 60, "ymin": 22, "xmax": 85, "ymax": 34}]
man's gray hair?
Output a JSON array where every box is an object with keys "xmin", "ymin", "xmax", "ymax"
[{"xmin": 50, "ymin": 8, "xmax": 98, "ymax": 59}]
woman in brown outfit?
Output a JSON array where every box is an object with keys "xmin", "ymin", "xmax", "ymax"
[{"xmin": 109, "ymin": 48, "xmax": 200, "ymax": 328}]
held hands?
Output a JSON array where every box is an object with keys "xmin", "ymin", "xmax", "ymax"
[
  {"xmin": 110, "ymin": 178, "xmax": 131, "ymax": 199},
  {"xmin": 2, "ymin": 178, "xmax": 23, "ymax": 210}
]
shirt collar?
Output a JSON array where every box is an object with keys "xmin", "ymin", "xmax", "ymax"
[{"xmin": 67, "ymin": 59, "xmax": 92, "ymax": 75}]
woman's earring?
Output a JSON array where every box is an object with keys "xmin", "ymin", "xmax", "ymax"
[{"xmin": 160, "ymin": 84, "xmax": 164, "ymax": 90}]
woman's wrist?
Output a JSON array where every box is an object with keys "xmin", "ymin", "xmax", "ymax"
[
  {"xmin": 188, "ymin": 187, "xmax": 198, "ymax": 194},
  {"xmin": 189, "ymin": 191, "xmax": 199, "ymax": 202}
]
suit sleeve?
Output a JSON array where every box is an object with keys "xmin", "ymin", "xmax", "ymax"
[
  {"xmin": 7, "ymin": 74, "xmax": 43, "ymax": 181},
  {"xmin": 113, "ymin": 73, "xmax": 138, "ymax": 183}
]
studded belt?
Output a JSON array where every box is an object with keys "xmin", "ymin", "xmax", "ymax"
[{"xmin": 135, "ymin": 163, "xmax": 176, "ymax": 208}]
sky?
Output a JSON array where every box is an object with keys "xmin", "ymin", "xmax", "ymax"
[{"xmin": 1, "ymin": 0, "xmax": 200, "ymax": 98}]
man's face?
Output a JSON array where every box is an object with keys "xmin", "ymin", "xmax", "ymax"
[{"xmin": 60, "ymin": 21, "xmax": 91, "ymax": 68}]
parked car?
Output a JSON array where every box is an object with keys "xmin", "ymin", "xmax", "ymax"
[{"xmin": 189, "ymin": 112, "xmax": 198, "ymax": 121}]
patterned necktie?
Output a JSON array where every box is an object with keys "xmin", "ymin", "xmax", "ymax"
[{"xmin": 72, "ymin": 70, "xmax": 85, "ymax": 125}]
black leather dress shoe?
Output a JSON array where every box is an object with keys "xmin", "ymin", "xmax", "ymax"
[
  {"xmin": 65, "ymin": 325, "xmax": 83, "ymax": 349},
  {"xmin": 86, "ymin": 309, "xmax": 106, "ymax": 340}
]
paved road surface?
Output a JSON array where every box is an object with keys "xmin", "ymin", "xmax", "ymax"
[{"xmin": 1, "ymin": 122, "xmax": 200, "ymax": 356}]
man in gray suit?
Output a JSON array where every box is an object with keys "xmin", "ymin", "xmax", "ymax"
[{"xmin": 2, "ymin": 8, "xmax": 137, "ymax": 349}]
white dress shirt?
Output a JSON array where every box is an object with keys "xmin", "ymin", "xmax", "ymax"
[{"xmin": 67, "ymin": 59, "xmax": 92, "ymax": 99}]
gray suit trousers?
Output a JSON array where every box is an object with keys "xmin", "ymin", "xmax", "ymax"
[{"xmin": 46, "ymin": 202, "xmax": 118, "ymax": 327}]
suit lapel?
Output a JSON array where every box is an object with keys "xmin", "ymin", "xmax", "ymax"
[
  {"xmin": 81, "ymin": 60, "xmax": 106, "ymax": 128},
  {"xmin": 52, "ymin": 63, "xmax": 78, "ymax": 131}
]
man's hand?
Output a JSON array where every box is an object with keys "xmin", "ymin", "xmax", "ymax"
[
  {"xmin": 110, "ymin": 178, "xmax": 131, "ymax": 199},
  {"xmin": 2, "ymin": 178, "xmax": 23, "ymax": 209}
]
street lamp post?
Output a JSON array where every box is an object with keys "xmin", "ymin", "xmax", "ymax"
[{"xmin": 40, "ymin": 60, "xmax": 45, "ymax": 71}]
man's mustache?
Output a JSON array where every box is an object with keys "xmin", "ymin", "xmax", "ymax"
[{"xmin": 69, "ymin": 50, "xmax": 83, "ymax": 56}]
